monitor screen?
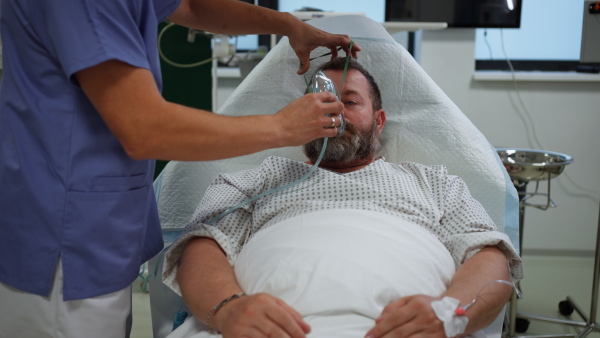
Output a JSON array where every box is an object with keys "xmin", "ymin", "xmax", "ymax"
[
  {"xmin": 235, "ymin": 0, "xmax": 278, "ymax": 51},
  {"xmin": 385, "ymin": 0, "xmax": 522, "ymax": 28}
]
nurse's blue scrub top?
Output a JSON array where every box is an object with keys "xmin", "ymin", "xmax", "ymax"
[{"xmin": 0, "ymin": 0, "xmax": 181, "ymax": 300}]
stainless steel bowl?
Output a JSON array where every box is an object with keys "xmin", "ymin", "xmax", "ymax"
[{"xmin": 496, "ymin": 148, "xmax": 573, "ymax": 182}]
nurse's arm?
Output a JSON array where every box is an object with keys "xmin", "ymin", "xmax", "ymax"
[
  {"xmin": 177, "ymin": 237, "xmax": 310, "ymax": 337},
  {"xmin": 75, "ymin": 60, "xmax": 341, "ymax": 161},
  {"xmin": 168, "ymin": 0, "xmax": 360, "ymax": 74},
  {"xmin": 169, "ymin": 0, "xmax": 300, "ymax": 36}
]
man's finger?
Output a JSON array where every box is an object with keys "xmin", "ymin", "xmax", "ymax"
[
  {"xmin": 279, "ymin": 300, "xmax": 311, "ymax": 334},
  {"xmin": 265, "ymin": 306, "xmax": 309, "ymax": 338},
  {"xmin": 380, "ymin": 296, "xmax": 411, "ymax": 316},
  {"xmin": 366, "ymin": 312, "xmax": 416, "ymax": 338}
]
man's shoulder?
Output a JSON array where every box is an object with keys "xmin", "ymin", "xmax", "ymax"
[
  {"xmin": 232, "ymin": 156, "xmax": 308, "ymax": 177},
  {"xmin": 262, "ymin": 156, "xmax": 307, "ymax": 167},
  {"xmin": 216, "ymin": 156, "xmax": 304, "ymax": 179},
  {"xmin": 383, "ymin": 159, "xmax": 448, "ymax": 175}
]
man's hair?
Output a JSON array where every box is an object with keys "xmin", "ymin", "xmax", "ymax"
[{"xmin": 318, "ymin": 57, "xmax": 382, "ymax": 111}]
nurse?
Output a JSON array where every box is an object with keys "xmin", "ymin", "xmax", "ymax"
[{"xmin": 0, "ymin": 0, "xmax": 360, "ymax": 337}]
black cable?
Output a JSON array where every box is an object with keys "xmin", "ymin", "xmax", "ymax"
[{"xmin": 310, "ymin": 46, "xmax": 343, "ymax": 61}]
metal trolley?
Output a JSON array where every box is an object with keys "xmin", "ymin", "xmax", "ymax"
[{"xmin": 495, "ymin": 149, "xmax": 600, "ymax": 338}]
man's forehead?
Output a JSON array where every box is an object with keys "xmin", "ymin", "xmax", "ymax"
[{"xmin": 324, "ymin": 69, "xmax": 369, "ymax": 92}]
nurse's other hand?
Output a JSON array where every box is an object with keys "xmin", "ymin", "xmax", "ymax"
[
  {"xmin": 287, "ymin": 21, "xmax": 361, "ymax": 75},
  {"xmin": 365, "ymin": 295, "xmax": 446, "ymax": 338},
  {"xmin": 212, "ymin": 293, "xmax": 310, "ymax": 338},
  {"xmin": 274, "ymin": 91, "xmax": 343, "ymax": 146}
]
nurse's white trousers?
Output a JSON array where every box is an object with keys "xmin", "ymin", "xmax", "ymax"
[{"xmin": 0, "ymin": 259, "xmax": 132, "ymax": 338}]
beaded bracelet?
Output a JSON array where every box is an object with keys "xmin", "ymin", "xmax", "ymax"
[{"xmin": 205, "ymin": 292, "xmax": 246, "ymax": 333}]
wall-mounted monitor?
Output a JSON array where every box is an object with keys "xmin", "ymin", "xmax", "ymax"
[
  {"xmin": 235, "ymin": 0, "xmax": 278, "ymax": 51},
  {"xmin": 385, "ymin": 0, "xmax": 522, "ymax": 28}
]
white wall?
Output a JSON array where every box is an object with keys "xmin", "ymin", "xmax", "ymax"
[
  {"xmin": 420, "ymin": 29, "xmax": 600, "ymax": 256},
  {"xmin": 216, "ymin": 29, "xmax": 600, "ymax": 256}
]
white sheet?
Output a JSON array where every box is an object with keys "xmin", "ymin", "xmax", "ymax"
[{"xmin": 167, "ymin": 209, "xmax": 487, "ymax": 338}]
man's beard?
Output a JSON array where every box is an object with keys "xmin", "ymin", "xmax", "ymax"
[{"xmin": 303, "ymin": 118, "xmax": 381, "ymax": 166}]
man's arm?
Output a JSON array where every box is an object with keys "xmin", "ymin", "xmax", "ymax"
[
  {"xmin": 365, "ymin": 246, "xmax": 512, "ymax": 338},
  {"xmin": 177, "ymin": 237, "xmax": 311, "ymax": 337},
  {"xmin": 442, "ymin": 246, "xmax": 513, "ymax": 332},
  {"xmin": 75, "ymin": 60, "xmax": 342, "ymax": 161},
  {"xmin": 168, "ymin": 0, "xmax": 360, "ymax": 74}
]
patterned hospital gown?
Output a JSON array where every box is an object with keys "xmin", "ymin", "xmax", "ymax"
[{"xmin": 164, "ymin": 156, "xmax": 523, "ymax": 293}]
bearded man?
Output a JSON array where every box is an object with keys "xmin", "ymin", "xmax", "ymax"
[{"xmin": 162, "ymin": 58, "xmax": 522, "ymax": 338}]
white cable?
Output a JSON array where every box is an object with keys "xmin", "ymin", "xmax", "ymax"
[
  {"xmin": 500, "ymin": 29, "xmax": 544, "ymax": 150},
  {"xmin": 500, "ymin": 30, "xmax": 600, "ymax": 202},
  {"xmin": 158, "ymin": 22, "xmax": 218, "ymax": 68},
  {"xmin": 558, "ymin": 175, "xmax": 600, "ymax": 204}
]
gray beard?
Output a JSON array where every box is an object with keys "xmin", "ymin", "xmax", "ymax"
[{"xmin": 303, "ymin": 119, "xmax": 381, "ymax": 166}]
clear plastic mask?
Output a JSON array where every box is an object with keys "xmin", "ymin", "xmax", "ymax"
[{"xmin": 309, "ymin": 70, "xmax": 345, "ymax": 138}]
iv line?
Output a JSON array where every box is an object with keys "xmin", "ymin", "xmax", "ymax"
[
  {"xmin": 456, "ymin": 279, "xmax": 520, "ymax": 316},
  {"xmin": 455, "ymin": 259, "xmax": 521, "ymax": 316}
]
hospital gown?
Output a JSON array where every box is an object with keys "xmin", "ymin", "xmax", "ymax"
[{"xmin": 164, "ymin": 156, "xmax": 522, "ymax": 293}]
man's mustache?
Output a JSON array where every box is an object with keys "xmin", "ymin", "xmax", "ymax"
[{"xmin": 341, "ymin": 120, "xmax": 359, "ymax": 135}]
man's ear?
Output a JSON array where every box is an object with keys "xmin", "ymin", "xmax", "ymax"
[{"xmin": 375, "ymin": 109, "xmax": 386, "ymax": 133}]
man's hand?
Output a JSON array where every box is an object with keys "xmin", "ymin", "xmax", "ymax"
[
  {"xmin": 212, "ymin": 292, "xmax": 311, "ymax": 338},
  {"xmin": 365, "ymin": 295, "xmax": 446, "ymax": 338},
  {"xmin": 287, "ymin": 22, "xmax": 361, "ymax": 75}
]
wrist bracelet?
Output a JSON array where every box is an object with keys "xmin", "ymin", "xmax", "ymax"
[{"xmin": 205, "ymin": 292, "xmax": 246, "ymax": 333}]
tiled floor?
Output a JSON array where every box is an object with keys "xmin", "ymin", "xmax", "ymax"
[
  {"xmin": 130, "ymin": 254, "xmax": 600, "ymax": 338},
  {"xmin": 132, "ymin": 288, "xmax": 153, "ymax": 338}
]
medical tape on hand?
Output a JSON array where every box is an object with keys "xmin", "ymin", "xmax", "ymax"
[{"xmin": 431, "ymin": 297, "xmax": 469, "ymax": 338}]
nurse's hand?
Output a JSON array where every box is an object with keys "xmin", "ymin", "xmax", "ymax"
[
  {"xmin": 274, "ymin": 91, "xmax": 344, "ymax": 145},
  {"xmin": 212, "ymin": 292, "xmax": 310, "ymax": 338},
  {"xmin": 287, "ymin": 23, "xmax": 361, "ymax": 75},
  {"xmin": 364, "ymin": 295, "xmax": 446, "ymax": 338}
]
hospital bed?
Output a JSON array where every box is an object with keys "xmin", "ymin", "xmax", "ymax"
[{"xmin": 149, "ymin": 15, "xmax": 520, "ymax": 338}]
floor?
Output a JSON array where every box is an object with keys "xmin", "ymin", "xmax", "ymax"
[
  {"xmin": 130, "ymin": 254, "xmax": 600, "ymax": 338},
  {"xmin": 508, "ymin": 254, "xmax": 600, "ymax": 338},
  {"xmin": 131, "ymin": 276, "xmax": 154, "ymax": 338}
]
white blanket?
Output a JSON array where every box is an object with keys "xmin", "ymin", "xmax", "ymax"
[{"xmin": 167, "ymin": 209, "xmax": 485, "ymax": 338}]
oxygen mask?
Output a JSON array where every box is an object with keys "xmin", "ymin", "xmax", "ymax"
[{"xmin": 309, "ymin": 70, "xmax": 345, "ymax": 138}]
